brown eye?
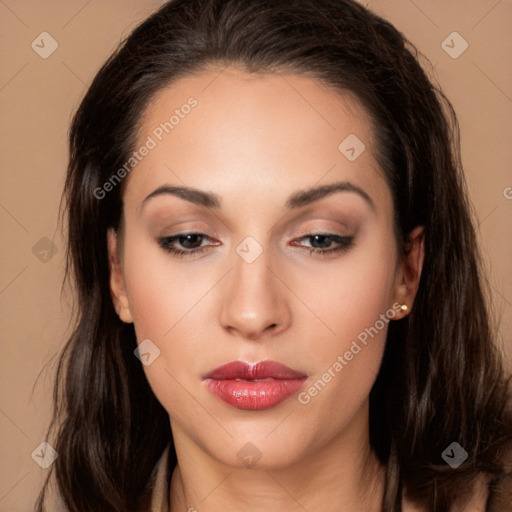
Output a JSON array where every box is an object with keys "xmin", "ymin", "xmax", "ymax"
[
  {"xmin": 158, "ymin": 233, "xmax": 212, "ymax": 258},
  {"xmin": 291, "ymin": 234, "xmax": 354, "ymax": 256}
]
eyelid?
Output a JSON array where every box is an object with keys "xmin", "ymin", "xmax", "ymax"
[
  {"xmin": 159, "ymin": 216, "xmax": 354, "ymax": 241},
  {"xmin": 293, "ymin": 222, "xmax": 353, "ymax": 238},
  {"xmin": 156, "ymin": 221, "xmax": 217, "ymax": 236}
]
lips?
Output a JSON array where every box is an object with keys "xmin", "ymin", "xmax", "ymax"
[{"xmin": 203, "ymin": 360, "xmax": 308, "ymax": 410}]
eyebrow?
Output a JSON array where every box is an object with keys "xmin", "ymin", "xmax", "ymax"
[{"xmin": 142, "ymin": 180, "xmax": 375, "ymax": 212}]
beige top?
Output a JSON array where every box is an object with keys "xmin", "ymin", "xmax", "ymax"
[
  {"xmin": 149, "ymin": 444, "xmax": 172, "ymax": 512},
  {"xmin": 147, "ymin": 444, "xmax": 512, "ymax": 512}
]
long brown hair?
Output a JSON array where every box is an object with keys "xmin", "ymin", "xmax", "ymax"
[{"xmin": 36, "ymin": 0, "xmax": 512, "ymax": 510}]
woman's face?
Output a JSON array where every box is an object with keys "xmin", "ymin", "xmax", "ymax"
[{"xmin": 108, "ymin": 66, "xmax": 419, "ymax": 470}]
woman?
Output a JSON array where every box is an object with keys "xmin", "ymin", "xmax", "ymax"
[{"xmin": 36, "ymin": 0, "xmax": 512, "ymax": 511}]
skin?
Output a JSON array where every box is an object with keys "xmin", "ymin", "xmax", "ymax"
[{"xmin": 108, "ymin": 65, "xmax": 426, "ymax": 511}]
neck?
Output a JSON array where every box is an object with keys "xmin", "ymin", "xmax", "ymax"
[{"xmin": 169, "ymin": 402, "xmax": 385, "ymax": 511}]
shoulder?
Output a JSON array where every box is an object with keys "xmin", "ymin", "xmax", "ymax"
[
  {"xmin": 453, "ymin": 444, "xmax": 512, "ymax": 512},
  {"xmin": 458, "ymin": 474, "xmax": 490, "ymax": 512},
  {"xmin": 459, "ymin": 470, "xmax": 512, "ymax": 512},
  {"xmin": 486, "ymin": 470, "xmax": 512, "ymax": 511},
  {"xmin": 486, "ymin": 444, "xmax": 512, "ymax": 512},
  {"xmin": 403, "ymin": 472, "xmax": 511, "ymax": 512}
]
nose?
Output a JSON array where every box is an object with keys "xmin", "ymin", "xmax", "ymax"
[{"xmin": 219, "ymin": 241, "xmax": 291, "ymax": 341}]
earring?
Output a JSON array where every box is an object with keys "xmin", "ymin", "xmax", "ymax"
[{"xmin": 400, "ymin": 304, "xmax": 408, "ymax": 312}]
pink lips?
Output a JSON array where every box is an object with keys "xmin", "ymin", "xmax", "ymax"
[{"xmin": 203, "ymin": 360, "xmax": 308, "ymax": 410}]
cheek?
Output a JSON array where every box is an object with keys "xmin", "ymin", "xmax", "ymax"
[
  {"xmin": 294, "ymin": 236, "xmax": 397, "ymax": 425},
  {"xmin": 120, "ymin": 230, "xmax": 218, "ymax": 410},
  {"xmin": 302, "ymin": 234, "xmax": 397, "ymax": 347},
  {"xmin": 122, "ymin": 228, "xmax": 206, "ymax": 340}
]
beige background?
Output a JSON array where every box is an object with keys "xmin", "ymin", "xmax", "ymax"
[{"xmin": 0, "ymin": 0, "xmax": 511, "ymax": 510}]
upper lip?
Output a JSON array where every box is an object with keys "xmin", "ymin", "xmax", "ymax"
[{"xmin": 203, "ymin": 360, "xmax": 307, "ymax": 380}]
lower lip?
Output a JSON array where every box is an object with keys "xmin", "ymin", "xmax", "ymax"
[{"xmin": 205, "ymin": 378, "xmax": 307, "ymax": 410}]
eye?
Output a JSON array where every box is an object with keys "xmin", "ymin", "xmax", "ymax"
[
  {"xmin": 158, "ymin": 232, "xmax": 354, "ymax": 259},
  {"xmin": 291, "ymin": 233, "xmax": 355, "ymax": 256},
  {"xmin": 158, "ymin": 233, "xmax": 215, "ymax": 258}
]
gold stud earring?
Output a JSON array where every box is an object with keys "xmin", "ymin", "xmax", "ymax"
[{"xmin": 400, "ymin": 304, "xmax": 408, "ymax": 312}]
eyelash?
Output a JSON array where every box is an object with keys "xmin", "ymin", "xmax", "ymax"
[{"xmin": 157, "ymin": 233, "xmax": 354, "ymax": 259}]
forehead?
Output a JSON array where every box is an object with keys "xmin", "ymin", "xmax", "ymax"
[{"xmin": 124, "ymin": 65, "xmax": 389, "ymax": 214}]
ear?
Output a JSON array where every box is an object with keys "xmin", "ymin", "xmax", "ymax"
[
  {"xmin": 390, "ymin": 225, "xmax": 425, "ymax": 319},
  {"xmin": 107, "ymin": 228, "xmax": 133, "ymax": 323}
]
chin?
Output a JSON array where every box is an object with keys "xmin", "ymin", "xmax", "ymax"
[{"xmin": 202, "ymin": 430, "xmax": 313, "ymax": 471}]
